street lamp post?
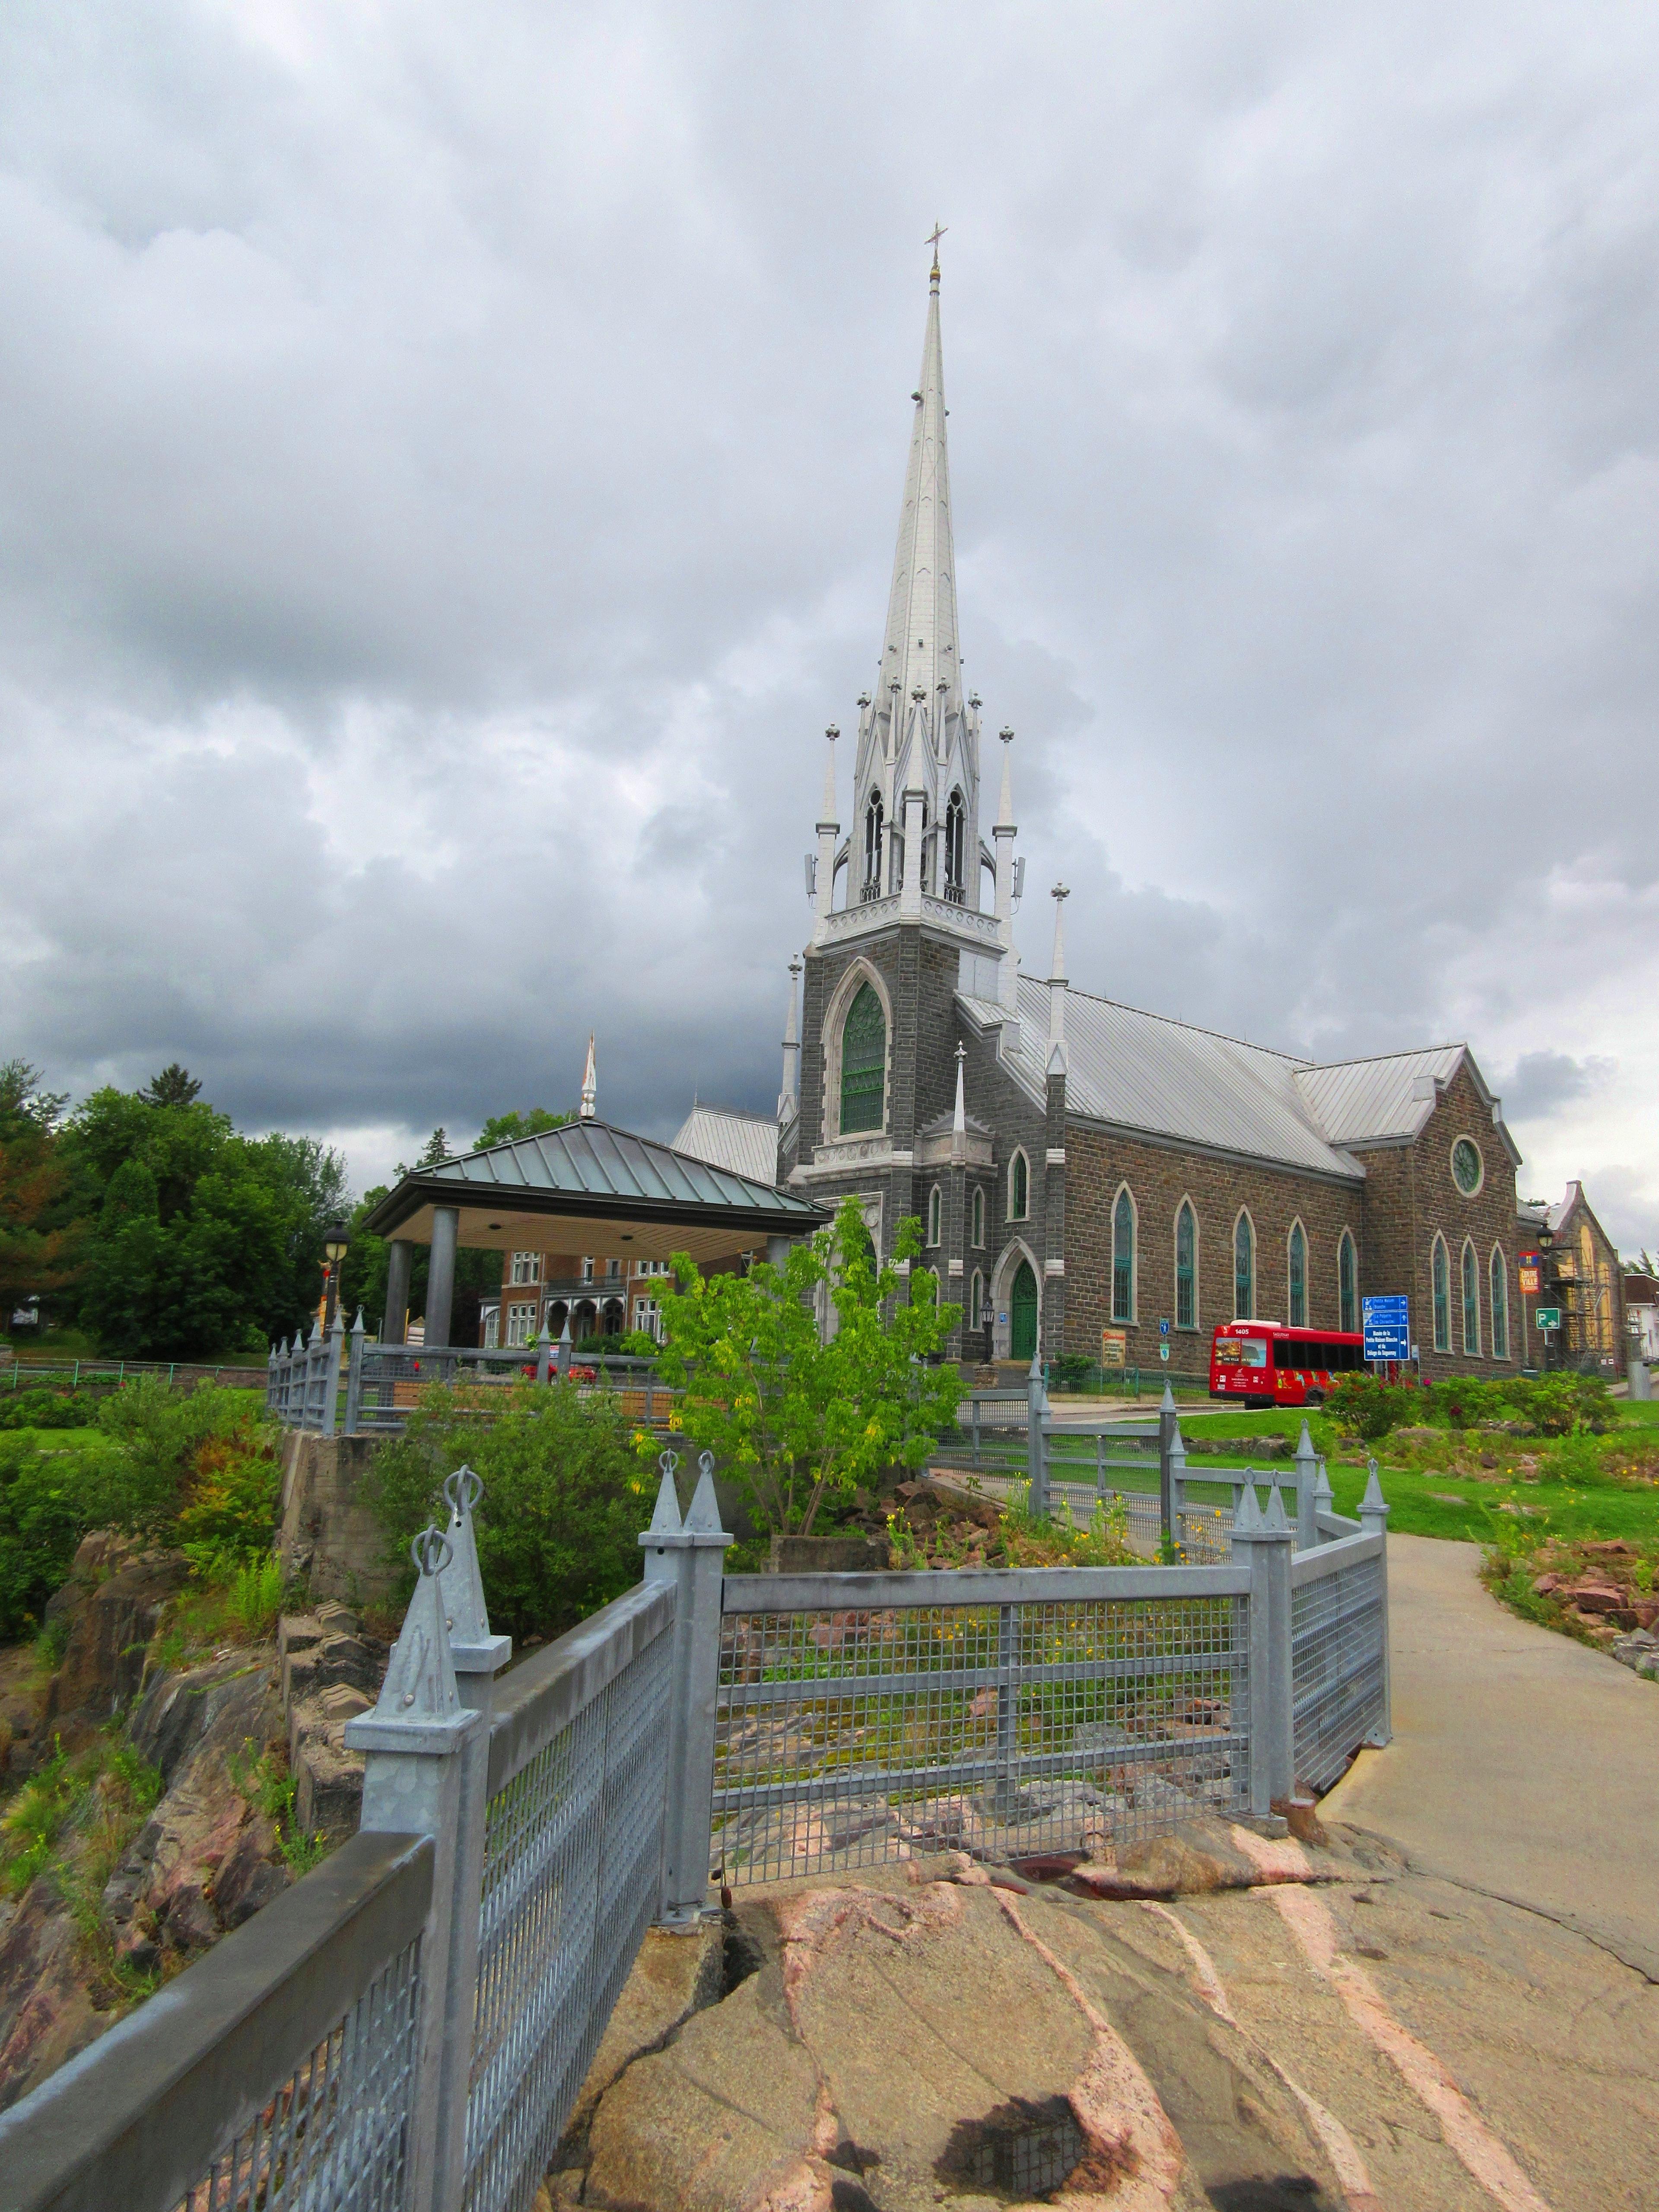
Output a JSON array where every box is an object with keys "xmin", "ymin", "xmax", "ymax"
[
  {"xmin": 322, "ymin": 1221, "xmax": 350, "ymax": 1333},
  {"xmin": 980, "ymin": 1299, "xmax": 994, "ymax": 1365}
]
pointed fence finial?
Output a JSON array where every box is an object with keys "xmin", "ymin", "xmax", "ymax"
[
  {"xmin": 1233, "ymin": 1477, "xmax": 1262, "ymax": 1535},
  {"xmin": 648, "ymin": 1450, "xmax": 684, "ymax": 1535},
  {"xmin": 1265, "ymin": 1481, "xmax": 1290, "ymax": 1533},
  {"xmin": 1160, "ymin": 1381, "xmax": 1176, "ymax": 1415},
  {"xmin": 580, "ymin": 1033, "xmax": 597, "ymax": 1121},
  {"xmin": 684, "ymin": 1450, "xmax": 725, "ymax": 1533},
  {"xmin": 436, "ymin": 1466, "xmax": 510, "ymax": 1672},
  {"xmin": 346, "ymin": 1526, "xmax": 477, "ymax": 1754}
]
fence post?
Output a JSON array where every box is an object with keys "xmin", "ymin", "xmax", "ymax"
[
  {"xmin": 1157, "ymin": 1383, "xmax": 1176, "ymax": 1550},
  {"xmin": 1230, "ymin": 1480, "xmax": 1294, "ymax": 1817},
  {"xmin": 343, "ymin": 1309, "xmax": 366, "ymax": 1436},
  {"xmin": 344, "ymin": 1527, "xmax": 481, "ymax": 2212},
  {"xmin": 1312, "ymin": 1457, "xmax": 1334, "ymax": 1541},
  {"xmin": 557, "ymin": 1313, "xmax": 572, "ymax": 1378},
  {"xmin": 430, "ymin": 1466, "xmax": 512, "ymax": 2208},
  {"xmin": 1095, "ymin": 1432, "xmax": 1106, "ymax": 1501},
  {"xmin": 1360, "ymin": 1461, "xmax": 1392, "ymax": 1745},
  {"xmin": 642, "ymin": 1452, "xmax": 732, "ymax": 1929},
  {"xmin": 1026, "ymin": 1353, "xmax": 1049, "ymax": 1519},
  {"xmin": 535, "ymin": 1328, "xmax": 552, "ymax": 1386},
  {"xmin": 1169, "ymin": 1406, "xmax": 1188, "ymax": 1536},
  {"xmin": 1293, "ymin": 1420, "xmax": 1318, "ymax": 1551},
  {"xmin": 321, "ymin": 1312, "xmax": 343, "ymax": 1440},
  {"xmin": 972, "ymin": 1395, "xmax": 981, "ymax": 1463},
  {"xmin": 266, "ymin": 1343, "xmax": 278, "ymax": 1415}
]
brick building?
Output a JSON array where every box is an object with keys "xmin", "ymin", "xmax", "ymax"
[
  {"xmin": 1516, "ymin": 1182, "xmax": 1627, "ymax": 1373},
  {"xmin": 756, "ymin": 250, "xmax": 1535, "ymax": 1385}
]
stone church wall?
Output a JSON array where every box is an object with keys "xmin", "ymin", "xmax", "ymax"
[
  {"xmin": 1061, "ymin": 1126, "xmax": 1362, "ymax": 1372},
  {"xmin": 1383, "ymin": 1063, "xmax": 1523, "ymax": 1382}
]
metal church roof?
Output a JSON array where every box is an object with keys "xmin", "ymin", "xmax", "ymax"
[
  {"xmin": 960, "ymin": 976, "xmax": 1364, "ymax": 1179},
  {"xmin": 958, "ymin": 978, "xmax": 1519, "ymax": 1178},
  {"xmin": 671, "ymin": 1104, "xmax": 783, "ymax": 1187}
]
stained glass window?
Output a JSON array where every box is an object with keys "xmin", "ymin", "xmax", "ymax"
[
  {"xmin": 1010, "ymin": 1151, "xmax": 1028, "ymax": 1220},
  {"xmin": 1234, "ymin": 1214, "xmax": 1253, "ymax": 1320},
  {"xmin": 1452, "ymin": 1138, "xmax": 1482, "ymax": 1195},
  {"xmin": 1462, "ymin": 1240, "xmax": 1480, "ymax": 1354},
  {"xmin": 1112, "ymin": 1189, "xmax": 1135, "ymax": 1323},
  {"xmin": 839, "ymin": 983, "xmax": 886, "ymax": 1134},
  {"xmin": 1339, "ymin": 1232, "xmax": 1357, "ymax": 1335},
  {"xmin": 1490, "ymin": 1247, "xmax": 1508, "ymax": 1360},
  {"xmin": 1176, "ymin": 1203, "xmax": 1195, "ymax": 1330},
  {"xmin": 1288, "ymin": 1223, "xmax": 1306, "ymax": 1328},
  {"xmin": 1433, "ymin": 1237, "xmax": 1450, "ymax": 1352}
]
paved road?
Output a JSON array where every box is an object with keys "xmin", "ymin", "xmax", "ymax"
[{"xmin": 1322, "ymin": 1532, "xmax": 1659, "ymax": 1981}]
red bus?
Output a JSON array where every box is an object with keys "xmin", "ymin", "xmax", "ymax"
[{"xmin": 1210, "ymin": 1323, "xmax": 1367, "ymax": 1409}]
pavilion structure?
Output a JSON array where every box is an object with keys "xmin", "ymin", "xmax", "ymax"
[{"xmin": 359, "ymin": 1117, "xmax": 825, "ymax": 1348}]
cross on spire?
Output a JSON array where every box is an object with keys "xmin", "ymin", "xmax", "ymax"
[{"xmin": 926, "ymin": 222, "xmax": 947, "ymax": 282}]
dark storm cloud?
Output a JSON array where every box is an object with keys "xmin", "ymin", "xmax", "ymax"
[{"xmin": 0, "ymin": 1, "xmax": 1656, "ymax": 1243}]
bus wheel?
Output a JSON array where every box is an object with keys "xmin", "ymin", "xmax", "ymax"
[{"xmin": 1306, "ymin": 1389, "xmax": 1325, "ymax": 1407}]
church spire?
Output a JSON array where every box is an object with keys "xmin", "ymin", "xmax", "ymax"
[{"xmin": 852, "ymin": 237, "xmax": 979, "ymax": 899}]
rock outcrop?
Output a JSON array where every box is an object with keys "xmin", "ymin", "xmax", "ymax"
[{"xmin": 41, "ymin": 1532, "xmax": 190, "ymax": 1731}]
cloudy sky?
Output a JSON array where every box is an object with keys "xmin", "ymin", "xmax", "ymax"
[{"xmin": 1, "ymin": 2, "xmax": 1656, "ymax": 1243}]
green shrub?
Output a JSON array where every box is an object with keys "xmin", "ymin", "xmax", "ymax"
[
  {"xmin": 1046, "ymin": 1354, "xmax": 1094, "ymax": 1391},
  {"xmin": 0, "ymin": 1388, "xmax": 96, "ymax": 1432},
  {"xmin": 0, "ymin": 1435, "xmax": 115, "ymax": 1638},
  {"xmin": 364, "ymin": 1382, "xmax": 654, "ymax": 1642},
  {"xmin": 95, "ymin": 1378, "xmax": 273, "ymax": 1540},
  {"xmin": 1326, "ymin": 1373, "xmax": 1418, "ymax": 1441}
]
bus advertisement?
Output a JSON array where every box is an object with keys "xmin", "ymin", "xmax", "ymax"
[{"xmin": 1209, "ymin": 1323, "xmax": 1370, "ymax": 1409}]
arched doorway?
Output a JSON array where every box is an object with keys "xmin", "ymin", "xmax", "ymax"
[{"xmin": 1010, "ymin": 1261, "xmax": 1039, "ymax": 1361}]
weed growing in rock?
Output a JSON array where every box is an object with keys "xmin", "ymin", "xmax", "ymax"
[{"xmin": 227, "ymin": 1739, "xmax": 328, "ymax": 1877}]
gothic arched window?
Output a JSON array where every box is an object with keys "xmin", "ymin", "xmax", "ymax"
[
  {"xmin": 971, "ymin": 1185, "xmax": 985, "ymax": 1247},
  {"xmin": 1461, "ymin": 1239, "xmax": 1481, "ymax": 1355},
  {"xmin": 1288, "ymin": 1221, "xmax": 1307, "ymax": 1329},
  {"xmin": 862, "ymin": 793, "xmax": 884, "ymax": 902},
  {"xmin": 944, "ymin": 788, "xmax": 967, "ymax": 905},
  {"xmin": 1176, "ymin": 1201, "xmax": 1196, "ymax": 1330},
  {"xmin": 928, "ymin": 1185, "xmax": 943, "ymax": 1246},
  {"xmin": 1009, "ymin": 1149, "xmax": 1029, "ymax": 1221},
  {"xmin": 839, "ymin": 983, "xmax": 886, "ymax": 1134},
  {"xmin": 1338, "ymin": 1231, "xmax": 1357, "ymax": 1335},
  {"xmin": 1490, "ymin": 1246, "xmax": 1509, "ymax": 1360},
  {"xmin": 1112, "ymin": 1187, "xmax": 1135, "ymax": 1323},
  {"xmin": 1432, "ymin": 1235, "xmax": 1450, "ymax": 1352},
  {"xmin": 1234, "ymin": 1212, "xmax": 1254, "ymax": 1321}
]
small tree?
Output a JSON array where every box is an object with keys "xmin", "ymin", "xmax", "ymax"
[{"xmin": 649, "ymin": 1197, "xmax": 962, "ymax": 1536}]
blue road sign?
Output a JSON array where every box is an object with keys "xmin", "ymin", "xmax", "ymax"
[
  {"xmin": 1159, "ymin": 1319, "xmax": 1170, "ymax": 1338},
  {"xmin": 1363, "ymin": 1294, "xmax": 1411, "ymax": 1363}
]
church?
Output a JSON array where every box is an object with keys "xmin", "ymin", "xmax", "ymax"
[{"xmin": 686, "ymin": 246, "xmax": 1540, "ymax": 1384}]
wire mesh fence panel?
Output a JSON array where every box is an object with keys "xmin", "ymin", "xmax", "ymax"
[
  {"xmin": 713, "ymin": 1588, "xmax": 1249, "ymax": 1886},
  {"xmin": 462, "ymin": 1625, "xmax": 673, "ymax": 2212},
  {"xmin": 170, "ymin": 1936, "xmax": 422, "ymax": 2212},
  {"xmin": 1291, "ymin": 1552, "xmax": 1386, "ymax": 1794}
]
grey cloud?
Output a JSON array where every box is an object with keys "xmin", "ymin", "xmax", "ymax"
[
  {"xmin": 1, "ymin": 1, "xmax": 1657, "ymax": 1210},
  {"xmin": 1500, "ymin": 1051, "xmax": 1618, "ymax": 1123}
]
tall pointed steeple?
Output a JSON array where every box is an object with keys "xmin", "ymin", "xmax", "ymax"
[
  {"xmin": 579, "ymin": 1033, "xmax": 597, "ymax": 1120},
  {"xmin": 851, "ymin": 240, "xmax": 980, "ymax": 904}
]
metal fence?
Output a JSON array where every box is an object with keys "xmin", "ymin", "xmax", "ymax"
[
  {"xmin": 0, "ymin": 1447, "xmax": 1391, "ymax": 2212},
  {"xmin": 712, "ymin": 1567, "xmax": 1251, "ymax": 1885},
  {"xmin": 267, "ymin": 1315, "xmax": 679, "ymax": 1438}
]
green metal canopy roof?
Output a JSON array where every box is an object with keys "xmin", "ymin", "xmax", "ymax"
[{"xmin": 360, "ymin": 1117, "xmax": 824, "ymax": 1265}]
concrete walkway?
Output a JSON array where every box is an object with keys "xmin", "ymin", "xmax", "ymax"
[{"xmin": 1322, "ymin": 1533, "xmax": 1659, "ymax": 1981}]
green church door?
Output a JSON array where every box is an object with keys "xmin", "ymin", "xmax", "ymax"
[{"xmin": 1010, "ymin": 1261, "xmax": 1038, "ymax": 1361}]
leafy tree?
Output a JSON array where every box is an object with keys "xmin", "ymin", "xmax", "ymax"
[
  {"xmin": 139, "ymin": 1064, "xmax": 204, "ymax": 1108},
  {"xmin": 0, "ymin": 1061, "xmax": 85, "ymax": 1324},
  {"xmin": 58, "ymin": 1083, "xmax": 350, "ymax": 1356},
  {"xmin": 365, "ymin": 1382, "xmax": 651, "ymax": 1640},
  {"xmin": 475, "ymin": 1107, "xmax": 573, "ymax": 1148},
  {"xmin": 648, "ymin": 1197, "xmax": 962, "ymax": 1535},
  {"xmin": 0, "ymin": 1061, "xmax": 69, "ymax": 1139}
]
